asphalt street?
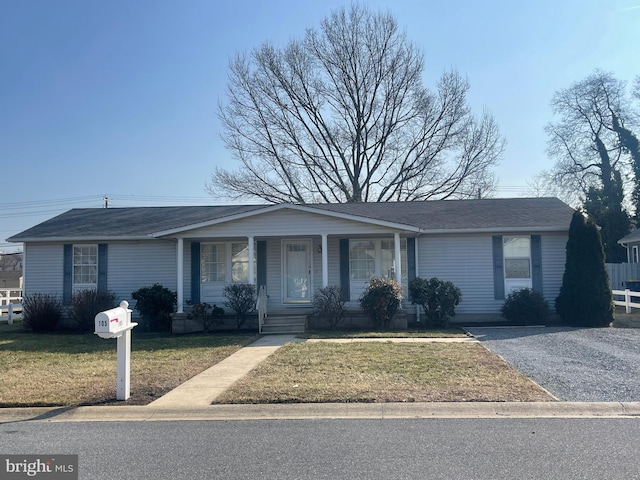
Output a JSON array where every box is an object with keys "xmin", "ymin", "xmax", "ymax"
[{"xmin": 1, "ymin": 419, "xmax": 640, "ymax": 479}]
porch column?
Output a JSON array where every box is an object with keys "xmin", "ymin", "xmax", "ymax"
[
  {"xmin": 248, "ymin": 236, "xmax": 255, "ymax": 284},
  {"xmin": 176, "ymin": 238, "xmax": 184, "ymax": 313},
  {"xmin": 321, "ymin": 234, "xmax": 328, "ymax": 287},
  {"xmin": 394, "ymin": 233, "xmax": 402, "ymax": 284}
]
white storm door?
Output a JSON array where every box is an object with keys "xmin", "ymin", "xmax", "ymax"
[{"xmin": 283, "ymin": 240, "xmax": 312, "ymax": 303}]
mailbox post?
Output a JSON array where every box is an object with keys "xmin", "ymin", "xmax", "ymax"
[{"xmin": 94, "ymin": 301, "xmax": 138, "ymax": 400}]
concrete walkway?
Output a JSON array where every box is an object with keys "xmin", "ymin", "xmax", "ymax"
[{"xmin": 148, "ymin": 334, "xmax": 300, "ymax": 408}]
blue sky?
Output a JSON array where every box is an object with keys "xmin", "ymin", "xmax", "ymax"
[{"xmin": 2, "ymin": 0, "xmax": 639, "ymax": 251}]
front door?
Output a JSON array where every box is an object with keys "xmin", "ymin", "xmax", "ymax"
[{"xmin": 283, "ymin": 239, "xmax": 312, "ymax": 303}]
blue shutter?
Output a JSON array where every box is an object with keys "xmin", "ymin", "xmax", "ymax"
[
  {"xmin": 63, "ymin": 244, "xmax": 72, "ymax": 305},
  {"xmin": 339, "ymin": 239, "xmax": 350, "ymax": 301},
  {"xmin": 407, "ymin": 237, "xmax": 416, "ymax": 301},
  {"xmin": 97, "ymin": 244, "xmax": 108, "ymax": 293},
  {"xmin": 257, "ymin": 241, "xmax": 267, "ymax": 289},
  {"xmin": 531, "ymin": 235, "xmax": 543, "ymax": 293},
  {"xmin": 191, "ymin": 242, "xmax": 200, "ymax": 304},
  {"xmin": 492, "ymin": 236, "xmax": 505, "ymax": 300}
]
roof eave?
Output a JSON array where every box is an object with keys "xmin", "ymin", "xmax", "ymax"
[
  {"xmin": 419, "ymin": 226, "xmax": 570, "ymax": 235},
  {"xmin": 10, "ymin": 235, "xmax": 155, "ymax": 243}
]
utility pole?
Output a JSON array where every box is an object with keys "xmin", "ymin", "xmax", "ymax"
[{"xmin": 103, "ymin": 196, "xmax": 110, "ymax": 208}]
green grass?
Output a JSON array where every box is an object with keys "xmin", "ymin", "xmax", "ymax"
[
  {"xmin": 214, "ymin": 341, "xmax": 554, "ymax": 404},
  {"xmin": 0, "ymin": 323, "xmax": 259, "ymax": 406}
]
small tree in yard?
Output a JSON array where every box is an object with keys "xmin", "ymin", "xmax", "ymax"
[
  {"xmin": 359, "ymin": 277, "xmax": 403, "ymax": 330},
  {"xmin": 313, "ymin": 285, "xmax": 346, "ymax": 329},
  {"xmin": 555, "ymin": 210, "xmax": 613, "ymax": 327},
  {"xmin": 409, "ymin": 277, "xmax": 462, "ymax": 328},
  {"xmin": 223, "ymin": 283, "xmax": 256, "ymax": 329}
]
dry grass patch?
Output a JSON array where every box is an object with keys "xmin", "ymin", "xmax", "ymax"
[
  {"xmin": 301, "ymin": 328, "xmax": 468, "ymax": 339},
  {"xmin": 0, "ymin": 323, "xmax": 259, "ymax": 406},
  {"xmin": 214, "ymin": 342, "xmax": 554, "ymax": 404}
]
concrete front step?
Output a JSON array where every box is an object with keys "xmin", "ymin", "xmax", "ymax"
[{"xmin": 261, "ymin": 315, "xmax": 307, "ymax": 334}]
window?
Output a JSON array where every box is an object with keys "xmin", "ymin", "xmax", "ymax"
[
  {"xmin": 231, "ymin": 243, "xmax": 250, "ymax": 282},
  {"xmin": 73, "ymin": 244, "xmax": 97, "ymax": 292},
  {"xmin": 633, "ymin": 246, "xmax": 639, "ymax": 263},
  {"xmin": 201, "ymin": 241, "xmax": 253, "ymax": 283},
  {"xmin": 349, "ymin": 241, "xmax": 375, "ymax": 280},
  {"xmin": 503, "ymin": 237, "xmax": 531, "ymax": 279},
  {"xmin": 348, "ymin": 238, "xmax": 408, "ymax": 299}
]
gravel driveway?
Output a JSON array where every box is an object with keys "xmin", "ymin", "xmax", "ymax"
[{"xmin": 464, "ymin": 327, "xmax": 640, "ymax": 402}]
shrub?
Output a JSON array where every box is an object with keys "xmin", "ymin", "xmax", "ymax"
[
  {"xmin": 187, "ymin": 302, "xmax": 225, "ymax": 333},
  {"xmin": 223, "ymin": 283, "xmax": 256, "ymax": 329},
  {"xmin": 358, "ymin": 277, "xmax": 403, "ymax": 330},
  {"xmin": 70, "ymin": 289, "xmax": 117, "ymax": 332},
  {"xmin": 501, "ymin": 288, "xmax": 550, "ymax": 325},
  {"xmin": 409, "ymin": 277, "xmax": 462, "ymax": 328},
  {"xmin": 131, "ymin": 284, "xmax": 177, "ymax": 332},
  {"xmin": 313, "ymin": 285, "xmax": 346, "ymax": 329},
  {"xmin": 555, "ymin": 210, "xmax": 613, "ymax": 327},
  {"xmin": 22, "ymin": 293, "xmax": 63, "ymax": 332}
]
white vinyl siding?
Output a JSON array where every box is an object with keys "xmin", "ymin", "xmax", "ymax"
[
  {"xmin": 418, "ymin": 233, "xmax": 567, "ymax": 314},
  {"xmin": 22, "ymin": 243, "xmax": 64, "ymax": 297},
  {"xmin": 107, "ymin": 241, "xmax": 177, "ymax": 304}
]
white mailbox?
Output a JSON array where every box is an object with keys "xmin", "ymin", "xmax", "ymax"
[
  {"xmin": 94, "ymin": 300, "xmax": 138, "ymax": 400},
  {"xmin": 95, "ymin": 301, "xmax": 136, "ymax": 339}
]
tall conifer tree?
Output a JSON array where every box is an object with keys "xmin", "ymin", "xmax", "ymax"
[{"xmin": 555, "ymin": 211, "xmax": 613, "ymax": 327}]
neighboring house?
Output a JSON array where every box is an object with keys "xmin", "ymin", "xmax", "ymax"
[
  {"xmin": 618, "ymin": 230, "xmax": 640, "ymax": 263},
  {"xmin": 6, "ymin": 198, "xmax": 574, "ymax": 330}
]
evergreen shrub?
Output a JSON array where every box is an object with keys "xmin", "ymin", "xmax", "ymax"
[
  {"xmin": 358, "ymin": 277, "xmax": 403, "ymax": 330},
  {"xmin": 409, "ymin": 277, "xmax": 462, "ymax": 328}
]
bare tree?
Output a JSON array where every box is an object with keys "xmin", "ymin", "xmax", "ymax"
[
  {"xmin": 209, "ymin": 5, "xmax": 503, "ymax": 204},
  {"xmin": 545, "ymin": 70, "xmax": 639, "ymax": 261}
]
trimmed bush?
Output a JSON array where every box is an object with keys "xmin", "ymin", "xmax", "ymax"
[
  {"xmin": 70, "ymin": 289, "xmax": 117, "ymax": 332},
  {"xmin": 313, "ymin": 285, "xmax": 346, "ymax": 329},
  {"xmin": 359, "ymin": 277, "xmax": 403, "ymax": 330},
  {"xmin": 22, "ymin": 293, "xmax": 63, "ymax": 332},
  {"xmin": 501, "ymin": 288, "xmax": 549, "ymax": 325},
  {"xmin": 223, "ymin": 283, "xmax": 256, "ymax": 329},
  {"xmin": 409, "ymin": 277, "xmax": 462, "ymax": 328},
  {"xmin": 131, "ymin": 284, "xmax": 177, "ymax": 332},
  {"xmin": 187, "ymin": 302, "xmax": 225, "ymax": 333}
]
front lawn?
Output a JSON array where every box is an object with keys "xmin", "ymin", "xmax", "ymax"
[
  {"xmin": 213, "ymin": 341, "xmax": 554, "ymax": 404},
  {"xmin": 0, "ymin": 323, "xmax": 259, "ymax": 406}
]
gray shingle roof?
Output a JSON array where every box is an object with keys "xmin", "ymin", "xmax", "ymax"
[{"xmin": 7, "ymin": 198, "xmax": 574, "ymax": 242}]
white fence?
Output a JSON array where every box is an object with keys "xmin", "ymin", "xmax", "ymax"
[
  {"xmin": 612, "ymin": 289, "xmax": 640, "ymax": 313},
  {"xmin": 0, "ymin": 288, "xmax": 23, "ymax": 324},
  {"xmin": 606, "ymin": 263, "xmax": 640, "ymax": 290}
]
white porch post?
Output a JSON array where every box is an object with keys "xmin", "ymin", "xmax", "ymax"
[
  {"xmin": 248, "ymin": 236, "xmax": 255, "ymax": 284},
  {"xmin": 321, "ymin": 234, "xmax": 328, "ymax": 288},
  {"xmin": 177, "ymin": 238, "xmax": 184, "ymax": 313},
  {"xmin": 394, "ymin": 232, "xmax": 402, "ymax": 284}
]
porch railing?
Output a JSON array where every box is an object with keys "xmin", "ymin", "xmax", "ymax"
[
  {"xmin": 612, "ymin": 289, "xmax": 640, "ymax": 313},
  {"xmin": 257, "ymin": 285, "xmax": 267, "ymax": 333},
  {"xmin": 0, "ymin": 288, "xmax": 23, "ymax": 325}
]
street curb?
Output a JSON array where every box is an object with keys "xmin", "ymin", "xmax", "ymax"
[{"xmin": 2, "ymin": 402, "xmax": 640, "ymax": 423}]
